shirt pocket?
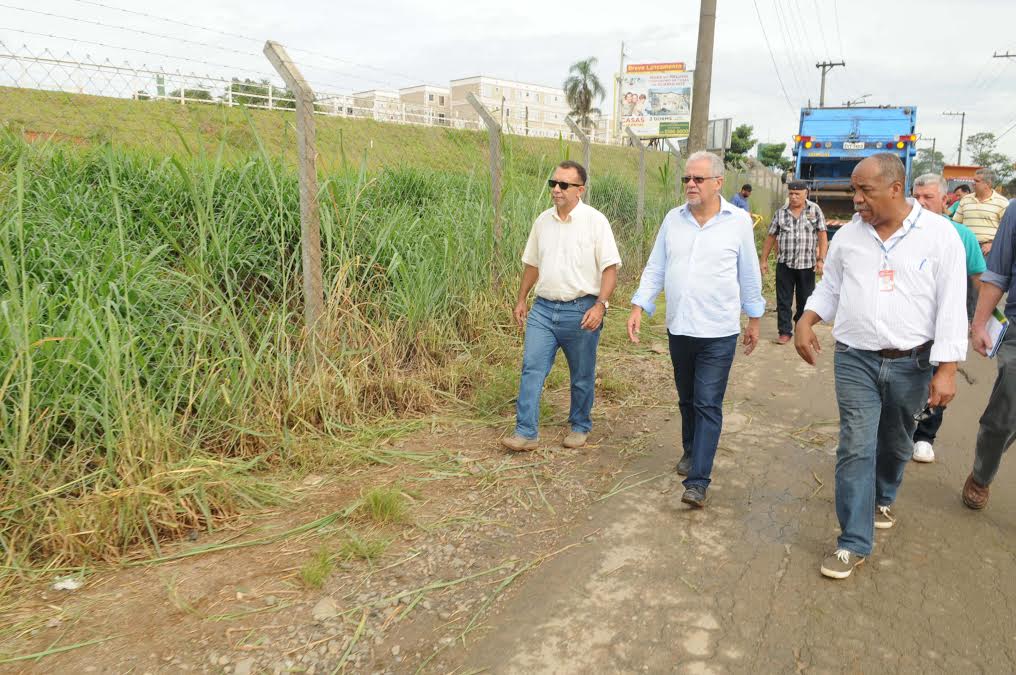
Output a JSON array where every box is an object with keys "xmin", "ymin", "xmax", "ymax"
[{"xmin": 892, "ymin": 260, "xmax": 936, "ymax": 300}]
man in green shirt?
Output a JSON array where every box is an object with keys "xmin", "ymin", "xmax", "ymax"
[{"xmin": 910, "ymin": 173, "xmax": 986, "ymax": 463}]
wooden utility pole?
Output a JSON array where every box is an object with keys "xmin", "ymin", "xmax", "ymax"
[
  {"xmin": 565, "ymin": 116, "xmax": 592, "ymax": 202},
  {"xmin": 816, "ymin": 61, "xmax": 845, "ymax": 108},
  {"xmin": 943, "ymin": 111, "xmax": 966, "ymax": 164},
  {"xmin": 688, "ymin": 0, "xmax": 717, "ymax": 153},
  {"xmin": 466, "ymin": 92, "xmax": 503, "ymax": 242},
  {"xmin": 263, "ymin": 40, "xmax": 324, "ymax": 337},
  {"xmin": 614, "ymin": 40, "xmax": 627, "ymax": 144}
]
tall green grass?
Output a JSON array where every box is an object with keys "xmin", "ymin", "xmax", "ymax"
[{"xmin": 0, "ymin": 128, "xmax": 678, "ymax": 582}]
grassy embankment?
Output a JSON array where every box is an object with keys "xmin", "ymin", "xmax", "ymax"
[{"xmin": 0, "ymin": 87, "xmax": 781, "ymax": 586}]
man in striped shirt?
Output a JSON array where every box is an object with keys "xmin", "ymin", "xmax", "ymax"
[
  {"xmin": 954, "ymin": 168, "xmax": 1010, "ymax": 255},
  {"xmin": 794, "ymin": 154, "xmax": 968, "ymax": 580}
]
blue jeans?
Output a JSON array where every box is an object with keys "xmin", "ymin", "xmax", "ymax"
[
  {"xmin": 668, "ymin": 333, "xmax": 738, "ymax": 489},
  {"xmin": 514, "ymin": 296, "xmax": 602, "ymax": 439},
  {"xmin": 833, "ymin": 342, "xmax": 933, "ymax": 557}
]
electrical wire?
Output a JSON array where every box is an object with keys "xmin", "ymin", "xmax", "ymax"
[{"xmin": 752, "ymin": 0, "xmax": 796, "ymax": 111}]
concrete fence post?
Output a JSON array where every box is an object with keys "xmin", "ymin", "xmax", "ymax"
[
  {"xmin": 465, "ymin": 92, "xmax": 504, "ymax": 276},
  {"xmin": 264, "ymin": 40, "xmax": 325, "ymax": 346},
  {"xmin": 565, "ymin": 117, "xmax": 592, "ymax": 202}
]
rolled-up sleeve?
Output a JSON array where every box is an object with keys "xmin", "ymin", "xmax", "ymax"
[
  {"xmin": 804, "ymin": 234, "xmax": 842, "ymax": 321},
  {"xmin": 631, "ymin": 217, "xmax": 669, "ymax": 316},
  {"xmin": 737, "ymin": 221, "xmax": 766, "ymax": 318},
  {"xmin": 930, "ymin": 227, "xmax": 970, "ymax": 364},
  {"xmin": 521, "ymin": 224, "xmax": 540, "ymax": 268},
  {"xmin": 596, "ymin": 215, "xmax": 623, "ymax": 272},
  {"xmin": 982, "ymin": 200, "xmax": 1016, "ymax": 292}
]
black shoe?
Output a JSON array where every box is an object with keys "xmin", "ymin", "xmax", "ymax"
[
  {"xmin": 681, "ymin": 485, "xmax": 708, "ymax": 508},
  {"xmin": 675, "ymin": 454, "xmax": 692, "ymax": 476}
]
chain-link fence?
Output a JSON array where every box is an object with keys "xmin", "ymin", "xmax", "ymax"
[{"xmin": 0, "ymin": 36, "xmax": 785, "ymax": 577}]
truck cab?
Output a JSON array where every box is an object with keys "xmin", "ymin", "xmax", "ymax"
[{"xmin": 792, "ymin": 106, "xmax": 919, "ymax": 233}]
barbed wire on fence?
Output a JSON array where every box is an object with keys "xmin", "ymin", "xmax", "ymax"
[{"xmin": 0, "ymin": 44, "xmax": 648, "ymax": 144}]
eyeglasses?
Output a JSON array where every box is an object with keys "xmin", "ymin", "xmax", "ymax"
[
  {"xmin": 548, "ymin": 179, "xmax": 584, "ymax": 190},
  {"xmin": 681, "ymin": 175, "xmax": 721, "ymax": 184}
]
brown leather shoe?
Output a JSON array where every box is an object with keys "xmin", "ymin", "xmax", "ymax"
[{"xmin": 962, "ymin": 473, "xmax": 990, "ymax": 510}]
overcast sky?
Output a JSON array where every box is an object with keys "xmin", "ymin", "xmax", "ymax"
[{"xmin": 2, "ymin": 0, "xmax": 1015, "ymax": 159}]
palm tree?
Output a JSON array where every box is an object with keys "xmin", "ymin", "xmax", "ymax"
[{"xmin": 564, "ymin": 58, "xmax": 606, "ymax": 134}]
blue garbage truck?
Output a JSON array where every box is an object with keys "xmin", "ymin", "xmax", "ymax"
[{"xmin": 791, "ymin": 105, "xmax": 919, "ymax": 235}]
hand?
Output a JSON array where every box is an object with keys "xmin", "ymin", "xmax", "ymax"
[
  {"xmin": 815, "ymin": 259, "xmax": 825, "ymax": 275},
  {"xmin": 929, "ymin": 368, "xmax": 957, "ymax": 407},
  {"xmin": 580, "ymin": 303, "xmax": 605, "ymax": 331},
  {"xmin": 513, "ymin": 300, "xmax": 528, "ymax": 329},
  {"xmin": 627, "ymin": 307, "xmax": 642, "ymax": 343},
  {"xmin": 759, "ymin": 259, "xmax": 769, "ymax": 277},
  {"xmin": 971, "ymin": 322, "xmax": 992, "ymax": 357},
  {"xmin": 743, "ymin": 318, "xmax": 760, "ymax": 355},
  {"xmin": 981, "ymin": 241, "xmax": 992, "ymax": 256},
  {"xmin": 794, "ymin": 322, "xmax": 822, "ymax": 365}
]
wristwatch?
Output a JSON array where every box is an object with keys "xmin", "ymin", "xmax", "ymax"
[{"xmin": 596, "ymin": 299, "xmax": 609, "ymax": 311}]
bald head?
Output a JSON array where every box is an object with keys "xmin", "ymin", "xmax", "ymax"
[
  {"xmin": 850, "ymin": 153, "xmax": 910, "ymax": 228},
  {"xmin": 856, "ymin": 153, "xmax": 906, "ymax": 187}
]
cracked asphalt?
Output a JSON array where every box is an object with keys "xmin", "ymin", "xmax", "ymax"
[{"xmin": 448, "ymin": 319, "xmax": 1016, "ymax": 674}]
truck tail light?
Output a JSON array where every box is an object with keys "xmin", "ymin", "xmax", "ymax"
[
  {"xmin": 804, "ymin": 141, "xmax": 814, "ymax": 148},
  {"xmin": 896, "ymin": 134, "xmax": 917, "ymax": 143},
  {"xmin": 795, "ymin": 135, "xmax": 811, "ymax": 143},
  {"xmin": 895, "ymin": 141, "xmax": 905, "ymax": 149}
]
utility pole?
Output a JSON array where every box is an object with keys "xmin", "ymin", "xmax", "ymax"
[
  {"xmin": 815, "ymin": 61, "xmax": 845, "ymax": 108},
  {"xmin": 943, "ymin": 111, "xmax": 966, "ymax": 164},
  {"xmin": 614, "ymin": 40, "xmax": 627, "ymax": 143},
  {"xmin": 688, "ymin": 0, "xmax": 717, "ymax": 153}
]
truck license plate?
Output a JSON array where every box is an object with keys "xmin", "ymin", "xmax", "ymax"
[{"xmin": 843, "ymin": 141, "xmax": 865, "ymax": 150}]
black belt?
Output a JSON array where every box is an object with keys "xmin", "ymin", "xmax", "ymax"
[{"xmin": 878, "ymin": 341, "xmax": 932, "ymax": 359}]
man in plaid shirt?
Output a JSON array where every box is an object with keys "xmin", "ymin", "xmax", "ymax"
[{"xmin": 759, "ymin": 181, "xmax": 829, "ymax": 344}]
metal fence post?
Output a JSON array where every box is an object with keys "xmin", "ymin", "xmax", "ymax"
[
  {"xmin": 565, "ymin": 117, "xmax": 592, "ymax": 202},
  {"xmin": 625, "ymin": 128, "xmax": 646, "ymax": 234},
  {"xmin": 264, "ymin": 40, "xmax": 325, "ymax": 343},
  {"xmin": 666, "ymin": 139, "xmax": 683, "ymax": 203},
  {"xmin": 465, "ymin": 92, "xmax": 503, "ymax": 245}
]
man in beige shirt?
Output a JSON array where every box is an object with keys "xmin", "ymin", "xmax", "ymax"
[
  {"xmin": 954, "ymin": 167, "xmax": 1010, "ymax": 255},
  {"xmin": 502, "ymin": 160, "xmax": 622, "ymax": 452}
]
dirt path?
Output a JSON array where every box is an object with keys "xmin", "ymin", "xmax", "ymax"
[
  {"xmin": 444, "ymin": 318, "xmax": 1016, "ymax": 674},
  {"xmin": 3, "ymin": 314, "xmax": 1011, "ymax": 674}
]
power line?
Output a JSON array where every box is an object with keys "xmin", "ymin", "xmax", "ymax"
[
  {"xmin": 64, "ymin": 0, "xmax": 431, "ymax": 85},
  {"xmin": 770, "ymin": 0, "xmax": 807, "ymax": 102},
  {"xmin": 812, "ymin": 0, "xmax": 831, "ymax": 61},
  {"xmin": 997, "ymin": 118, "xmax": 1016, "ymax": 142},
  {"xmin": 751, "ymin": 0, "xmax": 795, "ymax": 111}
]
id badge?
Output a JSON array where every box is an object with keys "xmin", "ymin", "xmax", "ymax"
[{"xmin": 878, "ymin": 269, "xmax": 895, "ymax": 292}]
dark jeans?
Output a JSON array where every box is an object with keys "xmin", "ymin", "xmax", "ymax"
[
  {"xmin": 776, "ymin": 263, "xmax": 816, "ymax": 337},
  {"xmin": 913, "ymin": 365, "xmax": 945, "ymax": 444},
  {"xmin": 966, "ymin": 276, "xmax": 978, "ymax": 324},
  {"xmin": 972, "ymin": 330, "xmax": 1016, "ymax": 485},
  {"xmin": 833, "ymin": 342, "xmax": 932, "ymax": 557},
  {"xmin": 668, "ymin": 333, "xmax": 738, "ymax": 489}
]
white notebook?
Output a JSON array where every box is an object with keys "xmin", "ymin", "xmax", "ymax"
[{"xmin": 987, "ymin": 309, "xmax": 1009, "ymax": 359}]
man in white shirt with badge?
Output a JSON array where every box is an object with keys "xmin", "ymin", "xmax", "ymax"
[
  {"xmin": 627, "ymin": 151, "xmax": 765, "ymax": 508},
  {"xmin": 795, "ymin": 153, "xmax": 968, "ymax": 580},
  {"xmin": 502, "ymin": 160, "xmax": 622, "ymax": 452}
]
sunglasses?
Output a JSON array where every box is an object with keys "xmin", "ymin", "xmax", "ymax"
[
  {"xmin": 681, "ymin": 175, "xmax": 720, "ymax": 184},
  {"xmin": 913, "ymin": 404, "xmax": 938, "ymax": 422},
  {"xmin": 548, "ymin": 179, "xmax": 584, "ymax": 190}
]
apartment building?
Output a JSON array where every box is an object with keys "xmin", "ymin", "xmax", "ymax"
[
  {"xmin": 448, "ymin": 76, "xmax": 575, "ymax": 137},
  {"xmin": 398, "ymin": 85, "xmax": 450, "ymax": 124}
]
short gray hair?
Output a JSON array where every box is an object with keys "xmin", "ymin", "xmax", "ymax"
[
  {"xmin": 913, "ymin": 173, "xmax": 947, "ymax": 194},
  {"xmin": 686, "ymin": 151, "xmax": 725, "ymax": 178},
  {"xmin": 975, "ymin": 167, "xmax": 996, "ymax": 187}
]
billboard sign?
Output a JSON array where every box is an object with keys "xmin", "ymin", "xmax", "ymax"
[{"xmin": 619, "ymin": 62, "xmax": 693, "ymax": 139}]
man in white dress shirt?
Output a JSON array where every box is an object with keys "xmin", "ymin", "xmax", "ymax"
[
  {"xmin": 795, "ymin": 153, "xmax": 968, "ymax": 579},
  {"xmin": 627, "ymin": 151, "xmax": 765, "ymax": 508}
]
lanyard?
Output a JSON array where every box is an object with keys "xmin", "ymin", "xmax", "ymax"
[{"xmin": 877, "ymin": 205, "xmax": 922, "ymax": 269}]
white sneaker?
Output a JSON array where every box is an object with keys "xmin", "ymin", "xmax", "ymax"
[{"xmin": 912, "ymin": 441, "xmax": 935, "ymax": 463}]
